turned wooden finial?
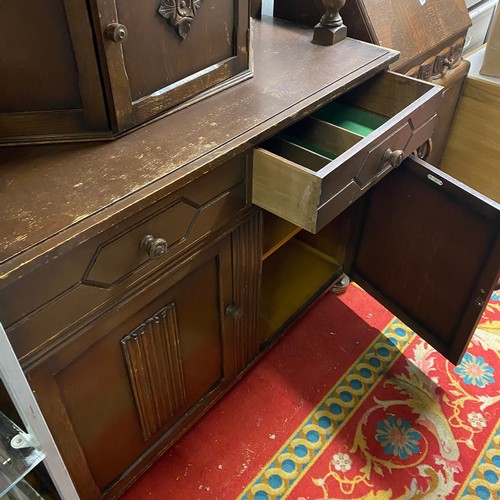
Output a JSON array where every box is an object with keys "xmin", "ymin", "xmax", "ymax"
[{"xmin": 312, "ymin": 0, "xmax": 347, "ymax": 46}]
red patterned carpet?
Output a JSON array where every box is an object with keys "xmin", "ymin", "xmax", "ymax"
[{"xmin": 121, "ymin": 285, "xmax": 500, "ymax": 499}]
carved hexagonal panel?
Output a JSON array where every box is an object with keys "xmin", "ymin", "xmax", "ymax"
[{"xmin": 83, "ymin": 200, "xmax": 198, "ymax": 288}]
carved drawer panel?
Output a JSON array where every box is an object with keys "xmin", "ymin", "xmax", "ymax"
[
  {"xmin": 252, "ymin": 72, "xmax": 442, "ymax": 233},
  {"xmin": 4, "ymin": 155, "xmax": 248, "ymax": 363},
  {"xmin": 83, "ymin": 199, "xmax": 199, "ymax": 287}
]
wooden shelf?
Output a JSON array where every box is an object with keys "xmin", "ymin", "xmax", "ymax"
[
  {"xmin": 259, "ymin": 238, "xmax": 342, "ymax": 344},
  {"xmin": 262, "ymin": 212, "xmax": 301, "ymax": 260}
]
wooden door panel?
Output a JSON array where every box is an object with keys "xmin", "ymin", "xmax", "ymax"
[
  {"xmin": 117, "ymin": 0, "xmax": 235, "ymax": 102},
  {"xmin": 0, "ymin": 0, "xmax": 81, "ymax": 112},
  {"xmin": 93, "ymin": 0, "xmax": 251, "ymax": 130},
  {"xmin": 26, "ymin": 211, "xmax": 262, "ymax": 498},
  {"xmin": 346, "ymin": 155, "xmax": 500, "ymax": 364},
  {"xmin": 55, "ymin": 254, "xmax": 225, "ymax": 489}
]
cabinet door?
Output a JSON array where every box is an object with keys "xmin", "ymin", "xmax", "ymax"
[
  {"xmin": 26, "ymin": 212, "xmax": 261, "ymax": 499},
  {"xmin": 27, "ymin": 240, "xmax": 229, "ymax": 497},
  {"xmin": 345, "ymin": 155, "xmax": 500, "ymax": 364},
  {"xmin": 91, "ymin": 0, "xmax": 251, "ymax": 131}
]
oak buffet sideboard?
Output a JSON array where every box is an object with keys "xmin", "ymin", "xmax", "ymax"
[{"xmin": 1, "ymin": 13, "xmax": 499, "ymax": 500}]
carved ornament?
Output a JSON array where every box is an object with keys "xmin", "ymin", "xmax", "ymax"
[
  {"xmin": 406, "ymin": 38, "xmax": 465, "ymax": 82},
  {"xmin": 157, "ymin": 0, "xmax": 203, "ymax": 40}
]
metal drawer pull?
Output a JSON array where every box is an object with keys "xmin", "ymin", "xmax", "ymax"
[
  {"xmin": 140, "ymin": 235, "xmax": 168, "ymax": 259},
  {"xmin": 383, "ymin": 148, "xmax": 404, "ymax": 168}
]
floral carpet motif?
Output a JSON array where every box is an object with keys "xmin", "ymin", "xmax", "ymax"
[{"xmin": 241, "ymin": 290, "xmax": 500, "ymax": 500}]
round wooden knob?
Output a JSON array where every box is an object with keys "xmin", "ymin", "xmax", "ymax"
[
  {"xmin": 383, "ymin": 148, "xmax": 404, "ymax": 168},
  {"xmin": 105, "ymin": 23, "xmax": 128, "ymax": 43},
  {"xmin": 140, "ymin": 235, "xmax": 167, "ymax": 260}
]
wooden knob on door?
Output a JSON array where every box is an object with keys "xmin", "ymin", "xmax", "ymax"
[
  {"xmin": 140, "ymin": 235, "xmax": 167, "ymax": 260},
  {"xmin": 105, "ymin": 23, "xmax": 128, "ymax": 43}
]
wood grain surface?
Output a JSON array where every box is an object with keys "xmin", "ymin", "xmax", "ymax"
[
  {"xmin": 0, "ymin": 19, "xmax": 397, "ymax": 281},
  {"xmin": 440, "ymin": 76, "xmax": 500, "ymax": 203}
]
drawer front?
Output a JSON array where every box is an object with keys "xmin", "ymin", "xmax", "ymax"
[
  {"xmin": 252, "ymin": 71, "xmax": 442, "ymax": 233},
  {"xmin": 4, "ymin": 155, "xmax": 248, "ymax": 362}
]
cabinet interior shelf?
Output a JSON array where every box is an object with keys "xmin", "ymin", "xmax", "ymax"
[
  {"xmin": 262, "ymin": 212, "xmax": 302, "ymax": 260},
  {"xmin": 260, "ymin": 238, "xmax": 342, "ymax": 343}
]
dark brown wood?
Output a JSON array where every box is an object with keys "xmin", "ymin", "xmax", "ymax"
[
  {"xmin": 62, "ymin": 0, "xmax": 109, "ymax": 130},
  {"xmin": 28, "ymin": 236, "xmax": 234, "ymax": 493},
  {"xmin": 229, "ymin": 211, "xmax": 262, "ymax": 374},
  {"xmin": 250, "ymin": 0, "xmax": 262, "ymax": 18},
  {"xmin": 3, "ymin": 16, "xmax": 496, "ymax": 500},
  {"xmin": 425, "ymin": 58, "xmax": 470, "ymax": 166},
  {"xmin": 2, "ymin": 157, "xmax": 247, "ymax": 364},
  {"xmin": 274, "ymin": 0, "xmax": 471, "ymax": 72},
  {"xmin": 0, "ymin": 20, "xmax": 397, "ymax": 282},
  {"xmin": 0, "ymin": 22, "xmax": 397, "ymax": 497},
  {"xmin": 0, "ymin": 0, "xmax": 109, "ymax": 144},
  {"xmin": 121, "ymin": 303, "xmax": 187, "ymax": 440},
  {"xmin": 344, "ymin": 155, "xmax": 500, "ymax": 364},
  {"xmin": 0, "ymin": 1, "xmax": 251, "ymax": 144},
  {"xmin": 28, "ymin": 365, "xmax": 102, "ymax": 499},
  {"xmin": 90, "ymin": 0, "xmax": 251, "ymax": 131},
  {"xmin": 88, "ymin": 0, "xmax": 134, "ymax": 131},
  {"xmin": 312, "ymin": 0, "xmax": 347, "ymax": 46}
]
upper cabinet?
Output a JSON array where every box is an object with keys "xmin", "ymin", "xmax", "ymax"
[{"xmin": 0, "ymin": 0, "xmax": 251, "ymax": 146}]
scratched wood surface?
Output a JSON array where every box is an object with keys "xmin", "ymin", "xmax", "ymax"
[{"xmin": 0, "ymin": 18, "xmax": 397, "ymax": 278}]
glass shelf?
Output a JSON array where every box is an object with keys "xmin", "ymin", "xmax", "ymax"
[{"xmin": 0, "ymin": 412, "xmax": 45, "ymax": 497}]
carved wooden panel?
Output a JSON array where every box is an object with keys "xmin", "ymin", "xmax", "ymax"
[
  {"xmin": 83, "ymin": 200, "xmax": 198, "ymax": 288},
  {"xmin": 121, "ymin": 303, "xmax": 186, "ymax": 440},
  {"xmin": 231, "ymin": 212, "xmax": 262, "ymax": 373},
  {"xmin": 405, "ymin": 38, "xmax": 465, "ymax": 81}
]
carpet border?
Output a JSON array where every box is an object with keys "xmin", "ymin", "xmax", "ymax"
[{"xmin": 239, "ymin": 317, "xmax": 416, "ymax": 499}]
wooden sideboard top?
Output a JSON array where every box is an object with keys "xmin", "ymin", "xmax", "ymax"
[{"xmin": 0, "ymin": 18, "xmax": 397, "ymax": 280}]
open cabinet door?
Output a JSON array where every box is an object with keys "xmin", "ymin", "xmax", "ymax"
[{"xmin": 344, "ymin": 155, "xmax": 500, "ymax": 364}]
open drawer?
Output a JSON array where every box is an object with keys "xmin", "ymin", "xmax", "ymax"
[{"xmin": 252, "ymin": 71, "xmax": 443, "ymax": 233}]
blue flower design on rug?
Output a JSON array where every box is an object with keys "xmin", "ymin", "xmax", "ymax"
[
  {"xmin": 454, "ymin": 353, "xmax": 495, "ymax": 387},
  {"xmin": 375, "ymin": 415, "xmax": 421, "ymax": 459}
]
